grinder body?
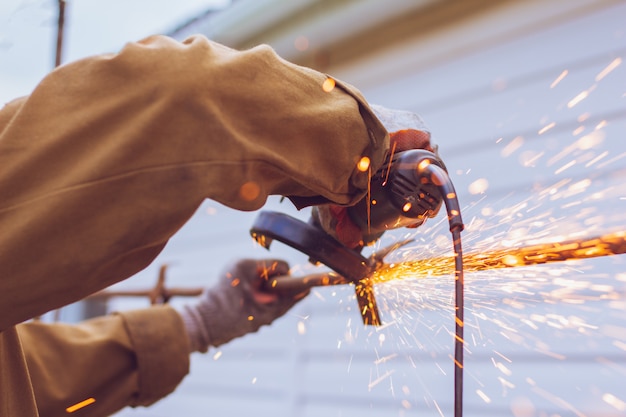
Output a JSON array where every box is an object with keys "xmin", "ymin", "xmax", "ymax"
[{"xmin": 341, "ymin": 149, "xmax": 447, "ymax": 245}]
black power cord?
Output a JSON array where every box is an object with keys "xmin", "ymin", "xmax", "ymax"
[{"xmin": 421, "ymin": 163, "xmax": 465, "ymax": 417}]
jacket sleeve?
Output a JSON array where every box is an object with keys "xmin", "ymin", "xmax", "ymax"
[
  {"xmin": 17, "ymin": 306, "xmax": 190, "ymax": 417},
  {"xmin": 0, "ymin": 34, "xmax": 389, "ymax": 329}
]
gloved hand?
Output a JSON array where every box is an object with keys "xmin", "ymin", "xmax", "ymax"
[
  {"xmin": 311, "ymin": 104, "xmax": 437, "ymax": 249},
  {"xmin": 179, "ymin": 259, "xmax": 307, "ymax": 353},
  {"xmin": 370, "ymin": 104, "xmax": 434, "ymax": 154}
]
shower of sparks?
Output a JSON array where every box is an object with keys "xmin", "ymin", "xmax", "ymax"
[
  {"xmin": 329, "ymin": 114, "xmax": 625, "ymax": 414},
  {"xmin": 345, "ymin": 211, "xmax": 626, "ymax": 415},
  {"xmin": 371, "ymin": 231, "xmax": 626, "ymax": 284},
  {"xmin": 273, "ymin": 53, "xmax": 626, "ymax": 417}
]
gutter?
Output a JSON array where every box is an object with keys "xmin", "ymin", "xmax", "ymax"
[{"xmin": 170, "ymin": 0, "xmax": 438, "ymax": 62}]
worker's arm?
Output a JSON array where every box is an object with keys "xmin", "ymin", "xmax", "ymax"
[
  {"xmin": 15, "ymin": 258, "xmax": 302, "ymax": 417},
  {"xmin": 17, "ymin": 306, "xmax": 189, "ymax": 417},
  {"xmin": 0, "ymin": 34, "xmax": 388, "ymax": 330}
]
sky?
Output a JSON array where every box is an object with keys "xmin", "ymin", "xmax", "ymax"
[{"xmin": 0, "ymin": 0, "xmax": 230, "ymax": 104}]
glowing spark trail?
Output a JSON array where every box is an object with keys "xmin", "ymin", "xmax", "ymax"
[
  {"xmin": 373, "ymin": 231, "xmax": 626, "ymax": 283},
  {"xmin": 595, "ymin": 57, "xmax": 621, "ymax": 82},
  {"xmin": 550, "ymin": 70, "xmax": 568, "ymax": 88},
  {"xmin": 65, "ymin": 398, "xmax": 95, "ymax": 413}
]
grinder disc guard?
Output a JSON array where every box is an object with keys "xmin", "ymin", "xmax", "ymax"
[{"xmin": 250, "ymin": 211, "xmax": 383, "ymax": 325}]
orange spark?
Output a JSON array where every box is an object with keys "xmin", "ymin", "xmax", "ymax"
[
  {"xmin": 368, "ymin": 370, "xmax": 395, "ymax": 390},
  {"xmin": 501, "ymin": 136, "xmax": 524, "ymax": 157},
  {"xmin": 239, "ymin": 181, "xmax": 260, "ymax": 201},
  {"xmin": 567, "ymin": 90, "xmax": 589, "ymax": 108},
  {"xmin": 603, "ymin": 393, "xmax": 626, "ymax": 411},
  {"xmin": 322, "ymin": 77, "xmax": 335, "ymax": 92},
  {"xmin": 357, "ymin": 156, "xmax": 371, "ymax": 172},
  {"xmin": 297, "ymin": 321, "xmax": 306, "ymax": 335},
  {"xmin": 585, "ymin": 151, "xmax": 608, "ymax": 167},
  {"xmin": 476, "ymin": 389, "xmax": 492, "ymax": 403},
  {"xmin": 372, "ymin": 231, "xmax": 626, "ymax": 283},
  {"xmin": 538, "ymin": 122, "xmax": 556, "ymax": 135},
  {"xmin": 452, "ymin": 357, "xmax": 463, "ymax": 369},
  {"xmin": 554, "ymin": 160, "xmax": 576, "ymax": 174},
  {"xmin": 417, "ymin": 159, "xmax": 431, "ymax": 171},
  {"xmin": 572, "ymin": 125, "xmax": 585, "ymax": 136},
  {"xmin": 550, "ymin": 70, "xmax": 568, "ymax": 88},
  {"xmin": 468, "ymin": 178, "xmax": 489, "ymax": 195},
  {"xmin": 595, "ymin": 57, "xmax": 622, "ymax": 82},
  {"xmin": 66, "ymin": 398, "xmax": 95, "ymax": 413}
]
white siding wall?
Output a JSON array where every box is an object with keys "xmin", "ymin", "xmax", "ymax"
[{"xmin": 115, "ymin": 1, "xmax": 626, "ymax": 416}]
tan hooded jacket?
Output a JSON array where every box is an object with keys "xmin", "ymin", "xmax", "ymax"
[{"xmin": 0, "ymin": 35, "xmax": 388, "ymax": 416}]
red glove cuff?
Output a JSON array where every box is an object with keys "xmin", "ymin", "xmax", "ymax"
[
  {"xmin": 389, "ymin": 129, "xmax": 433, "ymax": 153},
  {"xmin": 328, "ymin": 205, "xmax": 363, "ymax": 249}
]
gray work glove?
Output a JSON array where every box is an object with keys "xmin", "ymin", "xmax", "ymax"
[
  {"xmin": 180, "ymin": 259, "xmax": 307, "ymax": 353},
  {"xmin": 370, "ymin": 104, "xmax": 431, "ymax": 138}
]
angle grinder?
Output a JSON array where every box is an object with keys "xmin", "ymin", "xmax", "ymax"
[
  {"xmin": 250, "ymin": 148, "xmax": 467, "ymax": 417},
  {"xmin": 250, "ymin": 149, "xmax": 464, "ymax": 325}
]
